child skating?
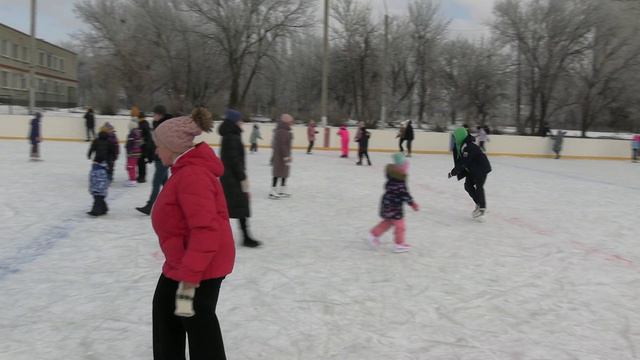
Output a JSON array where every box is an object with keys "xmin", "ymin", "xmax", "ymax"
[
  {"xmin": 88, "ymin": 155, "xmax": 110, "ymax": 217},
  {"xmin": 250, "ymin": 124, "xmax": 262, "ymax": 153},
  {"xmin": 337, "ymin": 125, "xmax": 350, "ymax": 158},
  {"xmin": 125, "ymin": 119, "xmax": 143, "ymax": 186},
  {"xmin": 368, "ymin": 153, "xmax": 419, "ymax": 253}
]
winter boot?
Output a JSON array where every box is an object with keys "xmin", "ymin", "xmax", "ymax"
[
  {"xmin": 136, "ymin": 204, "xmax": 152, "ymax": 215},
  {"xmin": 367, "ymin": 233, "xmax": 380, "ymax": 249},
  {"xmin": 393, "ymin": 243, "xmax": 411, "ymax": 253},
  {"xmin": 242, "ymin": 236, "xmax": 262, "ymax": 248},
  {"xmin": 472, "ymin": 207, "xmax": 486, "ymax": 219}
]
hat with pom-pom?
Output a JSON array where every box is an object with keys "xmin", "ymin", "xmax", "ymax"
[{"xmin": 154, "ymin": 116, "xmax": 202, "ymax": 154}]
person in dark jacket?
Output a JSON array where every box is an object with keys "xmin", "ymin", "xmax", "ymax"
[
  {"xmin": 88, "ymin": 130, "xmax": 116, "ymax": 170},
  {"xmin": 448, "ymin": 127, "xmax": 492, "ymax": 218},
  {"xmin": 29, "ymin": 112, "xmax": 42, "ymax": 160},
  {"xmin": 553, "ymin": 130, "xmax": 566, "ymax": 159},
  {"xmin": 403, "ymin": 120, "xmax": 415, "ymax": 157},
  {"xmin": 218, "ymin": 109, "xmax": 261, "ymax": 248},
  {"xmin": 136, "ymin": 105, "xmax": 173, "ymax": 215},
  {"xmin": 137, "ymin": 113, "xmax": 152, "ymax": 183},
  {"xmin": 355, "ymin": 121, "xmax": 371, "ymax": 166},
  {"xmin": 84, "ymin": 108, "xmax": 95, "ymax": 142}
]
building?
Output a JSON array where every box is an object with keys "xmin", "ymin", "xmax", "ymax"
[{"xmin": 0, "ymin": 22, "xmax": 77, "ymax": 108}]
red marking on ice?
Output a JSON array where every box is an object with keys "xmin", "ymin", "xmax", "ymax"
[
  {"xmin": 498, "ymin": 216, "xmax": 553, "ymax": 236},
  {"xmin": 571, "ymin": 240, "xmax": 638, "ymax": 270}
]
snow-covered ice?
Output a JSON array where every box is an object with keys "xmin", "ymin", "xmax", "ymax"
[{"xmin": 1, "ymin": 139, "xmax": 639, "ymax": 360}]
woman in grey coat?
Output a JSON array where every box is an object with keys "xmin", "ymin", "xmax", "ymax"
[{"xmin": 270, "ymin": 114, "xmax": 294, "ymax": 199}]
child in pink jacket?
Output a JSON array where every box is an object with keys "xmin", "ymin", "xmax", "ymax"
[
  {"xmin": 338, "ymin": 125, "xmax": 350, "ymax": 158},
  {"xmin": 368, "ymin": 153, "xmax": 419, "ymax": 253}
]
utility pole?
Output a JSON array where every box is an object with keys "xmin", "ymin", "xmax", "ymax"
[
  {"xmin": 379, "ymin": 7, "xmax": 389, "ymax": 129},
  {"xmin": 320, "ymin": 0, "xmax": 330, "ymax": 128},
  {"xmin": 28, "ymin": 0, "xmax": 37, "ymax": 114}
]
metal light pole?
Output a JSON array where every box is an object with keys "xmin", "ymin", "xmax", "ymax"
[
  {"xmin": 28, "ymin": 0, "xmax": 37, "ymax": 114},
  {"xmin": 320, "ymin": 0, "xmax": 330, "ymax": 128},
  {"xmin": 379, "ymin": 3, "xmax": 389, "ymax": 129}
]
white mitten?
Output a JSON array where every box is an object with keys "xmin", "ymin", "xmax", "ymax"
[{"xmin": 174, "ymin": 282, "xmax": 196, "ymax": 317}]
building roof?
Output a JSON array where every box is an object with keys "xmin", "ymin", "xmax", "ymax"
[{"xmin": 0, "ymin": 22, "xmax": 77, "ymax": 56}]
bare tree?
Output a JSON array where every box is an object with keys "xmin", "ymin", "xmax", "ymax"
[
  {"xmin": 408, "ymin": 0, "xmax": 448, "ymax": 128},
  {"xmin": 183, "ymin": 0, "xmax": 314, "ymax": 110}
]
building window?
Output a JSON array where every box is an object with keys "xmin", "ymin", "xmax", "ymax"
[
  {"xmin": 47, "ymin": 54, "xmax": 52, "ymax": 68},
  {"xmin": 0, "ymin": 40, "xmax": 7, "ymax": 56},
  {"xmin": 1, "ymin": 71, "xmax": 8, "ymax": 87},
  {"xmin": 22, "ymin": 47, "xmax": 28, "ymax": 61},
  {"xmin": 60, "ymin": 59, "xmax": 65, "ymax": 72},
  {"xmin": 12, "ymin": 43, "xmax": 19, "ymax": 58},
  {"xmin": 21, "ymin": 76, "xmax": 27, "ymax": 89},
  {"xmin": 11, "ymin": 73, "xmax": 18, "ymax": 88},
  {"xmin": 39, "ymin": 52, "xmax": 44, "ymax": 66}
]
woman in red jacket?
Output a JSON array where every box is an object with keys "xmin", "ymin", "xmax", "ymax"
[{"xmin": 151, "ymin": 106, "xmax": 236, "ymax": 360}]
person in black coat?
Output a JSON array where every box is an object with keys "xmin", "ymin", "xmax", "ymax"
[
  {"xmin": 84, "ymin": 108, "xmax": 95, "ymax": 142},
  {"xmin": 355, "ymin": 122, "xmax": 372, "ymax": 166},
  {"xmin": 218, "ymin": 109, "xmax": 261, "ymax": 248},
  {"xmin": 403, "ymin": 120, "xmax": 415, "ymax": 157},
  {"xmin": 137, "ymin": 113, "xmax": 152, "ymax": 183},
  {"xmin": 136, "ymin": 105, "xmax": 172, "ymax": 215},
  {"xmin": 448, "ymin": 127, "xmax": 492, "ymax": 218}
]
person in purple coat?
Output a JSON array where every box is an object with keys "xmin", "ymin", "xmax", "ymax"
[{"xmin": 29, "ymin": 112, "xmax": 42, "ymax": 160}]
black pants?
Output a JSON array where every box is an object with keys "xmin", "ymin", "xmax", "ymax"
[
  {"xmin": 399, "ymin": 139, "xmax": 404, "ymax": 153},
  {"xmin": 90, "ymin": 195, "xmax": 108, "ymax": 215},
  {"xmin": 406, "ymin": 140, "xmax": 412, "ymax": 155},
  {"xmin": 86, "ymin": 127, "xmax": 95, "ymax": 141},
  {"xmin": 138, "ymin": 157, "xmax": 147, "ymax": 182},
  {"xmin": 272, "ymin": 177, "xmax": 287, "ymax": 187},
  {"xmin": 153, "ymin": 274, "xmax": 226, "ymax": 360},
  {"xmin": 307, "ymin": 141, "xmax": 314, "ymax": 154},
  {"xmin": 357, "ymin": 149, "xmax": 371, "ymax": 165},
  {"xmin": 464, "ymin": 174, "xmax": 487, "ymax": 209},
  {"xmin": 632, "ymin": 148, "xmax": 638, "ymax": 161},
  {"xmin": 30, "ymin": 143, "xmax": 39, "ymax": 158},
  {"xmin": 147, "ymin": 159, "xmax": 168, "ymax": 207},
  {"xmin": 250, "ymin": 143, "xmax": 258, "ymax": 152}
]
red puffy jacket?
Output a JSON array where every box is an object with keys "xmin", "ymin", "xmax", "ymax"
[{"xmin": 152, "ymin": 142, "xmax": 236, "ymax": 284}]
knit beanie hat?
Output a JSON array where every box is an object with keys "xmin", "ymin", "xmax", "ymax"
[
  {"xmin": 392, "ymin": 152, "xmax": 406, "ymax": 166},
  {"xmin": 154, "ymin": 116, "xmax": 203, "ymax": 154},
  {"xmin": 224, "ymin": 109, "xmax": 242, "ymax": 124},
  {"xmin": 392, "ymin": 152, "xmax": 409, "ymax": 173}
]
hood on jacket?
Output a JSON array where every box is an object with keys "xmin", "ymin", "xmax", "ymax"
[
  {"xmin": 218, "ymin": 119, "xmax": 241, "ymax": 137},
  {"xmin": 276, "ymin": 120, "xmax": 291, "ymax": 131},
  {"xmin": 453, "ymin": 127, "xmax": 468, "ymax": 158},
  {"xmin": 171, "ymin": 142, "xmax": 224, "ymax": 178}
]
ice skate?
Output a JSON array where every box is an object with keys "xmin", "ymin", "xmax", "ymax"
[
  {"xmin": 367, "ymin": 233, "xmax": 380, "ymax": 249},
  {"xmin": 393, "ymin": 243, "xmax": 411, "ymax": 253},
  {"xmin": 472, "ymin": 207, "xmax": 486, "ymax": 219},
  {"xmin": 269, "ymin": 188, "xmax": 281, "ymax": 200},
  {"xmin": 278, "ymin": 186, "xmax": 291, "ymax": 198},
  {"xmin": 126, "ymin": 180, "xmax": 137, "ymax": 187}
]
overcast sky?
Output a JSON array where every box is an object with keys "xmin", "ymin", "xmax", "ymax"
[{"xmin": 0, "ymin": 0, "xmax": 496, "ymax": 45}]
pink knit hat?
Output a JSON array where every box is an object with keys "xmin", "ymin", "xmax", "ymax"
[{"xmin": 154, "ymin": 116, "xmax": 203, "ymax": 154}]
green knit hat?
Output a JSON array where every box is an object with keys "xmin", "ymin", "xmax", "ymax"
[
  {"xmin": 453, "ymin": 127, "xmax": 468, "ymax": 158},
  {"xmin": 392, "ymin": 152, "xmax": 406, "ymax": 166}
]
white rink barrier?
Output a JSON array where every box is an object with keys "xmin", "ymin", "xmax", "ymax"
[{"xmin": 0, "ymin": 114, "xmax": 634, "ymax": 160}]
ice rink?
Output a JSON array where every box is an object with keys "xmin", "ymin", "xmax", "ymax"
[{"xmin": 1, "ymin": 139, "xmax": 639, "ymax": 360}]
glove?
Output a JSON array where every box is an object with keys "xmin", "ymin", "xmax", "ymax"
[
  {"xmin": 241, "ymin": 179, "xmax": 249, "ymax": 193},
  {"xmin": 174, "ymin": 282, "xmax": 196, "ymax": 317},
  {"xmin": 411, "ymin": 202, "xmax": 420, "ymax": 212}
]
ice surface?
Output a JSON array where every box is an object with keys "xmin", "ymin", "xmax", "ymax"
[{"xmin": 0, "ymin": 140, "xmax": 639, "ymax": 360}]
